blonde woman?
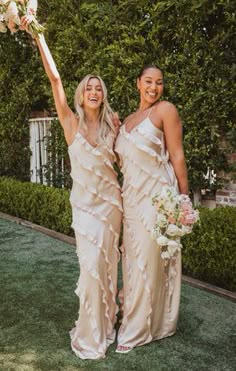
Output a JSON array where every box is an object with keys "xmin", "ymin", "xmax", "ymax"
[{"xmin": 21, "ymin": 19, "xmax": 122, "ymax": 359}]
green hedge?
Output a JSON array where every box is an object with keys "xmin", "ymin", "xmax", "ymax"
[
  {"xmin": 0, "ymin": 177, "xmax": 73, "ymax": 236},
  {"xmin": 182, "ymin": 207, "xmax": 236, "ymax": 292},
  {"xmin": 0, "ymin": 177, "xmax": 235, "ymax": 291}
]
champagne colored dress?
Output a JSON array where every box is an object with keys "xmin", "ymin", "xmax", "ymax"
[
  {"xmin": 115, "ymin": 108, "xmax": 181, "ymax": 349},
  {"xmin": 68, "ymin": 131, "xmax": 122, "ymax": 359}
]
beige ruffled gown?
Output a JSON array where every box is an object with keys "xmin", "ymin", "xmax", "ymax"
[
  {"xmin": 68, "ymin": 131, "xmax": 122, "ymax": 359},
  {"xmin": 115, "ymin": 109, "xmax": 181, "ymax": 349}
]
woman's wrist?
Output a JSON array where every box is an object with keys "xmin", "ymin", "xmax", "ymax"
[{"xmin": 34, "ymin": 32, "xmax": 44, "ymax": 43}]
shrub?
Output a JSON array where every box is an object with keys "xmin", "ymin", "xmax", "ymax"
[
  {"xmin": 182, "ymin": 206, "xmax": 236, "ymax": 291},
  {"xmin": 0, "ymin": 177, "xmax": 73, "ymax": 236},
  {"xmin": 1, "ymin": 177, "xmax": 235, "ymax": 291}
]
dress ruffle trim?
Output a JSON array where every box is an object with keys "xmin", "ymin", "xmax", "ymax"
[
  {"xmin": 122, "ymin": 189, "xmax": 153, "ymax": 235},
  {"xmin": 73, "ymin": 157, "xmax": 120, "ymax": 190},
  {"xmin": 103, "ymin": 141, "xmax": 117, "ymax": 162},
  {"xmin": 70, "ymin": 173, "xmax": 123, "ymax": 212},
  {"xmin": 122, "ymin": 181, "xmax": 153, "ymax": 199},
  {"xmin": 72, "ymin": 221, "xmax": 98, "ymax": 245},
  {"xmin": 121, "ymin": 246, "xmax": 133, "ymax": 315},
  {"xmin": 71, "ymin": 204, "xmax": 120, "ymax": 255},
  {"xmin": 123, "ymin": 156, "xmax": 168, "ymax": 184},
  {"xmin": 136, "ymin": 126, "xmax": 163, "ymax": 148},
  {"xmin": 75, "ymin": 132, "xmax": 118, "ymax": 173},
  {"xmin": 120, "ymin": 129, "xmax": 168, "ymax": 164},
  {"xmin": 76, "ymin": 271, "xmax": 113, "ymax": 337},
  {"xmin": 72, "ymin": 219, "xmax": 119, "ymax": 311},
  {"xmin": 120, "ymin": 221, "xmax": 153, "ymax": 342},
  {"xmin": 71, "ymin": 288, "xmax": 104, "ymax": 354}
]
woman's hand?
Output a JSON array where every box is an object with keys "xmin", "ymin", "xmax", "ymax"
[
  {"xmin": 111, "ymin": 112, "xmax": 121, "ymax": 136},
  {"xmin": 20, "ymin": 14, "xmax": 35, "ymax": 35}
]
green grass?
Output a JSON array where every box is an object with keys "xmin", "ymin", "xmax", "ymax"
[{"xmin": 0, "ymin": 217, "xmax": 235, "ymax": 371}]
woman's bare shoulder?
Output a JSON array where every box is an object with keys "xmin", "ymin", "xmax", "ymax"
[
  {"xmin": 123, "ymin": 111, "xmax": 135, "ymax": 124},
  {"xmin": 152, "ymin": 101, "xmax": 179, "ymax": 121},
  {"xmin": 154, "ymin": 100, "xmax": 177, "ymax": 112}
]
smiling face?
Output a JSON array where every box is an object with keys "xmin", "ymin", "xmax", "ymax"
[
  {"xmin": 137, "ymin": 67, "xmax": 164, "ymax": 107},
  {"xmin": 83, "ymin": 77, "xmax": 104, "ymax": 110}
]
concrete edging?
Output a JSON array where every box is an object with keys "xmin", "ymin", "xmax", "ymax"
[
  {"xmin": 1, "ymin": 211, "xmax": 235, "ymax": 303},
  {"xmin": 0, "ymin": 211, "xmax": 76, "ymax": 246}
]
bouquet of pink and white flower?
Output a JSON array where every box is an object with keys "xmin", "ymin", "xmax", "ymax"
[
  {"xmin": 0, "ymin": 0, "xmax": 44, "ymax": 37},
  {"xmin": 152, "ymin": 185, "xmax": 199, "ymax": 260}
]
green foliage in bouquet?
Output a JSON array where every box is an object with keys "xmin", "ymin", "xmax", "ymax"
[
  {"xmin": 0, "ymin": 176, "xmax": 73, "ymax": 235},
  {"xmin": 182, "ymin": 206, "xmax": 236, "ymax": 291}
]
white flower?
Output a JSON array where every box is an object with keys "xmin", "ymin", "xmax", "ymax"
[
  {"xmin": 161, "ymin": 251, "xmax": 170, "ymax": 259},
  {"xmin": 181, "ymin": 225, "xmax": 192, "ymax": 235},
  {"xmin": 157, "ymin": 235, "xmax": 169, "ymax": 246},
  {"xmin": 176, "ymin": 228, "xmax": 185, "ymax": 237},
  {"xmin": 0, "ymin": 20, "xmax": 7, "ymax": 32},
  {"xmin": 156, "ymin": 213, "xmax": 168, "ymax": 228},
  {"xmin": 166, "ymin": 224, "xmax": 180, "ymax": 236},
  {"xmin": 168, "ymin": 240, "xmax": 180, "ymax": 248},
  {"xmin": 5, "ymin": 2, "xmax": 20, "ymax": 24},
  {"xmin": 167, "ymin": 240, "xmax": 180, "ymax": 257},
  {"xmin": 179, "ymin": 194, "xmax": 191, "ymax": 204},
  {"xmin": 27, "ymin": 0, "xmax": 38, "ymax": 13}
]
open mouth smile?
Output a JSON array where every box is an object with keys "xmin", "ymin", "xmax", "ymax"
[
  {"xmin": 89, "ymin": 97, "xmax": 98, "ymax": 102},
  {"xmin": 146, "ymin": 92, "xmax": 158, "ymax": 98}
]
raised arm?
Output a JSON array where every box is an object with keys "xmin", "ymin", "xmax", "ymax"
[
  {"xmin": 35, "ymin": 35, "xmax": 74, "ymax": 122},
  {"xmin": 21, "ymin": 17, "xmax": 78, "ymax": 145},
  {"xmin": 160, "ymin": 102, "xmax": 189, "ymax": 194}
]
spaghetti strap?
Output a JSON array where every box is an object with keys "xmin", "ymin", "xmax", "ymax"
[
  {"xmin": 148, "ymin": 102, "xmax": 161, "ymax": 118},
  {"xmin": 147, "ymin": 106, "xmax": 154, "ymax": 118}
]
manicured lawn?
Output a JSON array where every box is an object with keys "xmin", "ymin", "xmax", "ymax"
[{"xmin": 0, "ymin": 217, "xmax": 235, "ymax": 371}]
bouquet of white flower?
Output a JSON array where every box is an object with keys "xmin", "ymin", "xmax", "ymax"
[
  {"xmin": 152, "ymin": 185, "xmax": 199, "ymax": 260},
  {"xmin": 0, "ymin": 0, "xmax": 44, "ymax": 36}
]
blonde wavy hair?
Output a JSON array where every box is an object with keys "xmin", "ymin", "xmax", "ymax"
[{"xmin": 74, "ymin": 74, "xmax": 115, "ymax": 143}]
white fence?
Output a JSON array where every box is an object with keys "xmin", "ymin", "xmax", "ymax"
[{"xmin": 29, "ymin": 117, "xmax": 65, "ymax": 185}]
